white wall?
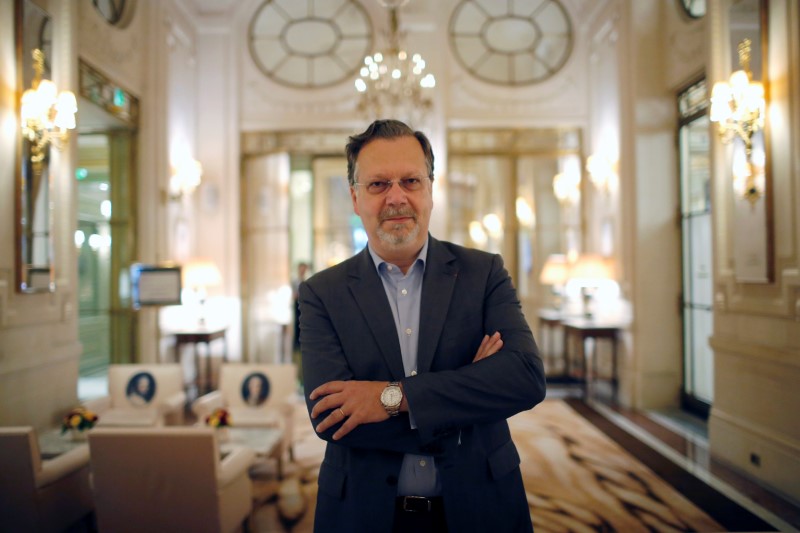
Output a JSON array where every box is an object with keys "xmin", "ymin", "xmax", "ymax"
[
  {"xmin": 0, "ymin": 0, "xmax": 82, "ymax": 430},
  {"xmin": 707, "ymin": 0, "xmax": 800, "ymax": 503}
]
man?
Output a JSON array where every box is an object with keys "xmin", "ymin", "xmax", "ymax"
[{"xmin": 299, "ymin": 120, "xmax": 546, "ymax": 532}]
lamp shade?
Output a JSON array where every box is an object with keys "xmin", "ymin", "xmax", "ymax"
[
  {"xmin": 570, "ymin": 254, "xmax": 616, "ymax": 281},
  {"xmin": 183, "ymin": 259, "xmax": 221, "ymax": 290},
  {"xmin": 540, "ymin": 254, "xmax": 568, "ymax": 285}
]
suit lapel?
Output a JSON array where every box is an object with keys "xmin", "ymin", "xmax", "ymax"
[
  {"xmin": 417, "ymin": 237, "xmax": 458, "ymax": 373},
  {"xmin": 347, "ymin": 248, "xmax": 406, "ymax": 380}
]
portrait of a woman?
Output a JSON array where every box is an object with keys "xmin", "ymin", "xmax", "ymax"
[
  {"xmin": 241, "ymin": 372, "xmax": 269, "ymax": 407},
  {"xmin": 126, "ymin": 372, "xmax": 156, "ymax": 407}
]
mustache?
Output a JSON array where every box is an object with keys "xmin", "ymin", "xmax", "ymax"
[{"xmin": 379, "ymin": 207, "xmax": 417, "ymax": 223}]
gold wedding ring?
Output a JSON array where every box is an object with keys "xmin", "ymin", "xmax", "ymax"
[{"xmin": 338, "ymin": 408, "xmax": 347, "ymax": 418}]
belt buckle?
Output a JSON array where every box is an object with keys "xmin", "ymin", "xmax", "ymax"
[{"xmin": 403, "ymin": 496, "xmax": 432, "ymax": 513}]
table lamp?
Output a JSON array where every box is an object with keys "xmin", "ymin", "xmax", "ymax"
[
  {"xmin": 540, "ymin": 254, "xmax": 568, "ymax": 310},
  {"xmin": 183, "ymin": 259, "xmax": 222, "ymax": 325},
  {"xmin": 569, "ymin": 254, "xmax": 616, "ymax": 319}
]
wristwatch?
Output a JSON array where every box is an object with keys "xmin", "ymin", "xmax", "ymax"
[{"xmin": 380, "ymin": 382, "xmax": 403, "ymax": 416}]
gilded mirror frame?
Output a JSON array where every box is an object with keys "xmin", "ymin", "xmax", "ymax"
[
  {"xmin": 726, "ymin": 0, "xmax": 773, "ymax": 283},
  {"xmin": 15, "ymin": 0, "xmax": 55, "ymax": 293}
]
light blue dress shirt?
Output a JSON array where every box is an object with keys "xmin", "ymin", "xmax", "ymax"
[{"xmin": 368, "ymin": 239, "xmax": 441, "ymax": 497}]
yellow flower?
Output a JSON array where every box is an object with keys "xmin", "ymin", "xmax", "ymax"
[{"xmin": 70, "ymin": 415, "xmax": 82, "ymax": 427}]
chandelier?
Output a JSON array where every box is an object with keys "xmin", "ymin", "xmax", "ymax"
[{"xmin": 354, "ymin": 0, "xmax": 435, "ymax": 126}]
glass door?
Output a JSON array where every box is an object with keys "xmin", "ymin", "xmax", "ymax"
[{"xmin": 678, "ymin": 79, "xmax": 713, "ymax": 416}]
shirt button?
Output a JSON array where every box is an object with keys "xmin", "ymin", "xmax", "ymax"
[
  {"xmin": 411, "ymin": 370, "xmax": 417, "ymax": 376},
  {"xmin": 405, "ymin": 328, "xmax": 412, "ymax": 335},
  {"xmin": 419, "ymin": 460, "xmax": 426, "ymax": 467},
  {"xmin": 387, "ymin": 265, "xmax": 393, "ymax": 271},
  {"xmin": 401, "ymin": 289, "xmax": 407, "ymax": 295}
]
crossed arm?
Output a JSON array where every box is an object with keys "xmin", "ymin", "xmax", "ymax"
[{"xmin": 310, "ymin": 332, "xmax": 504, "ymax": 440}]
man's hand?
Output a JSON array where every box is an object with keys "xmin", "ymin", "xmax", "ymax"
[
  {"xmin": 473, "ymin": 331, "xmax": 503, "ymax": 362},
  {"xmin": 309, "ymin": 380, "xmax": 389, "ymax": 440}
]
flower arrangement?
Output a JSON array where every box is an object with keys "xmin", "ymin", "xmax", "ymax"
[
  {"xmin": 61, "ymin": 407, "xmax": 99, "ymax": 434},
  {"xmin": 205, "ymin": 407, "xmax": 232, "ymax": 428}
]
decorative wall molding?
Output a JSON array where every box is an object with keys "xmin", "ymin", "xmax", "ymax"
[
  {"xmin": 710, "ymin": 336, "xmax": 800, "ymax": 371},
  {"xmin": 711, "ymin": 407, "xmax": 800, "ymax": 464},
  {"xmin": 243, "ymin": 79, "xmax": 357, "ymax": 117},
  {"xmin": 241, "ymin": 130, "xmax": 351, "ymax": 157},
  {"xmin": 448, "ymin": 74, "xmax": 584, "ymax": 118}
]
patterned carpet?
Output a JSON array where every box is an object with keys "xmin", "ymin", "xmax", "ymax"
[{"xmin": 249, "ymin": 399, "xmax": 726, "ymax": 532}]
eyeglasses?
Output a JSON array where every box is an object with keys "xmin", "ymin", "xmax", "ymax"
[{"xmin": 353, "ymin": 177, "xmax": 429, "ymax": 195}]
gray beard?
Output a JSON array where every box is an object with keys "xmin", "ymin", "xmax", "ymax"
[{"xmin": 377, "ymin": 221, "xmax": 420, "ymax": 248}]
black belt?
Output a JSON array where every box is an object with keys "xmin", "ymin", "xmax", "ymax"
[{"xmin": 396, "ymin": 496, "xmax": 444, "ymax": 513}]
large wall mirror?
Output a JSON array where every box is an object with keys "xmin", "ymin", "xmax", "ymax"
[
  {"xmin": 15, "ymin": 0, "xmax": 55, "ymax": 293},
  {"xmin": 447, "ymin": 128, "xmax": 584, "ymax": 321},
  {"xmin": 725, "ymin": 0, "xmax": 774, "ymax": 283}
]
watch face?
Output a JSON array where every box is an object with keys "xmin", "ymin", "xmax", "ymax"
[{"xmin": 381, "ymin": 385, "xmax": 402, "ymax": 407}]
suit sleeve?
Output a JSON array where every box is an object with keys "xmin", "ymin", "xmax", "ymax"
[
  {"xmin": 299, "ymin": 280, "xmax": 451, "ymax": 456},
  {"xmin": 402, "ymin": 254, "xmax": 547, "ymax": 444}
]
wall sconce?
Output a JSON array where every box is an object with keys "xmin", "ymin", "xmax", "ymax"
[
  {"xmin": 468, "ymin": 213, "xmax": 504, "ymax": 247},
  {"xmin": 20, "ymin": 49, "xmax": 77, "ymax": 173},
  {"xmin": 168, "ymin": 158, "xmax": 203, "ymax": 201},
  {"xmin": 552, "ymin": 171, "xmax": 581, "ymax": 206},
  {"xmin": 710, "ymin": 38, "xmax": 766, "ymax": 205},
  {"xmin": 585, "ymin": 154, "xmax": 618, "ymax": 194},
  {"xmin": 516, "ymin": 197, "xmax": 535, "ymax": 228}
]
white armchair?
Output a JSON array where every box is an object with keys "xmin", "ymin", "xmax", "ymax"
[
  {"xmin": 83, "ymin": 364, "xmax": 187, "ymax": 427},
  {"xmin": 0, "ymin": 426, "xmax": 93, "ymax": 532},
  {"xmin": 192, "ymin": 363, "xmax": 298, "ymax": 460},
  {"xmin": 88, "ymin": 426, "xmax": 255, "ymax": 533}
]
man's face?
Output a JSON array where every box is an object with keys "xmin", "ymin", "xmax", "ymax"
[{"xmin": 350, "ymin": 136, "xmax": 433, "ymax": 264}]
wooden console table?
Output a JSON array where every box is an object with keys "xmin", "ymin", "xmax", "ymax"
[
  {"xmin": 538, "ymin": 309, "xmax": 565, "ymax": 375},
  {"xmin": 170, "ymin": 326, "xmax": 228, "ymax": 394},
  {"xmin": 562, "ymin": 318, "xmax": 622, "ymax": 402}
]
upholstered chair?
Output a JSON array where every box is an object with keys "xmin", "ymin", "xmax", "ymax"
[
  {"xmin": 82, "ymin": 364, "xmax": 187, "ymax": 427},
  {"xmin": 192, "ymin": 363, "xmax": 298, "ymax": 460},
  {"xmin": 0, "ymin": 426, "xmax": 93, "ymax": 532},
  {"xmin": 88, "ymin": 426, "xmax": 255, "ymax": 533}
]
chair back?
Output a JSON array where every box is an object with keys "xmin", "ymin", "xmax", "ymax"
[
  {"xmin": 89, "ymin": 427, "xmax": 222, "ymax": 532},
  {"xmin": 0, "ymin": 426, "xmax": 93, "ymax": 532},
  {"xmin": 0, "ymin": 427, "xmax": 39, "ymax": 528},
  {"xmin": 107, "ymin": 364, "xmax": 184, "ymax": 410},
  {"xmin": 220, "ymin": 363, "xmax": 297, "ymax": 411}
]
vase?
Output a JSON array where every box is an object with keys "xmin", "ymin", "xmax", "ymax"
[
  {"xmin": 69, "ymin": 429, "xmax": 88, "ymax": 442},
  {"xmin": 217, "ymin": 427, "xmax": 230, "ymax": 443}
]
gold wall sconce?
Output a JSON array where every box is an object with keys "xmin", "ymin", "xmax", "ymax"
[
  {"xmin": 552, "ymin": 170, "xmax": 581, "ymax": 206},
  {"xmin": 710, "ymin": 38, "xmax": 766, "ymax": 205},
  {"xmin": 585, "ymin": 154, "xmax": 618, "ymax": 194},
  {"xmin": 167, "ymin": 158, "xmax": 203, "ymax": 202},
  {"xmin": 20, "ymin": 48, "xmax": 77, "ymax": 173}
]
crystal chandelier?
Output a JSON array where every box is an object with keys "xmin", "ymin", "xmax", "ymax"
[{"xmin": 354, "ymin": 0, "xmax": 435, "ymax": 126}]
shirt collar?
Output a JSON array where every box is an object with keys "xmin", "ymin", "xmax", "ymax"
[{"xmin": 368, "ymin": 237, "xmax": 429, "ymax": 274}]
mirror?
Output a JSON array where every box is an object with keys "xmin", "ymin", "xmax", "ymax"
[
  {"xmin": 447, "ymin": 128, "xmax": 584, "ymax": 318},
  {"xmin": 726, "ymin": 0, "xmax": 774, "ymax": 283},
  {"xmin": 15, "ymin": 0, "xmax": 55, "ymax": 293}
]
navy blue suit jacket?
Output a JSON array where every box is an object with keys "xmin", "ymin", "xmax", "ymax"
[{"xmin": 299, "ymin": 236, "xmax": 546, "ymax": 532}]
